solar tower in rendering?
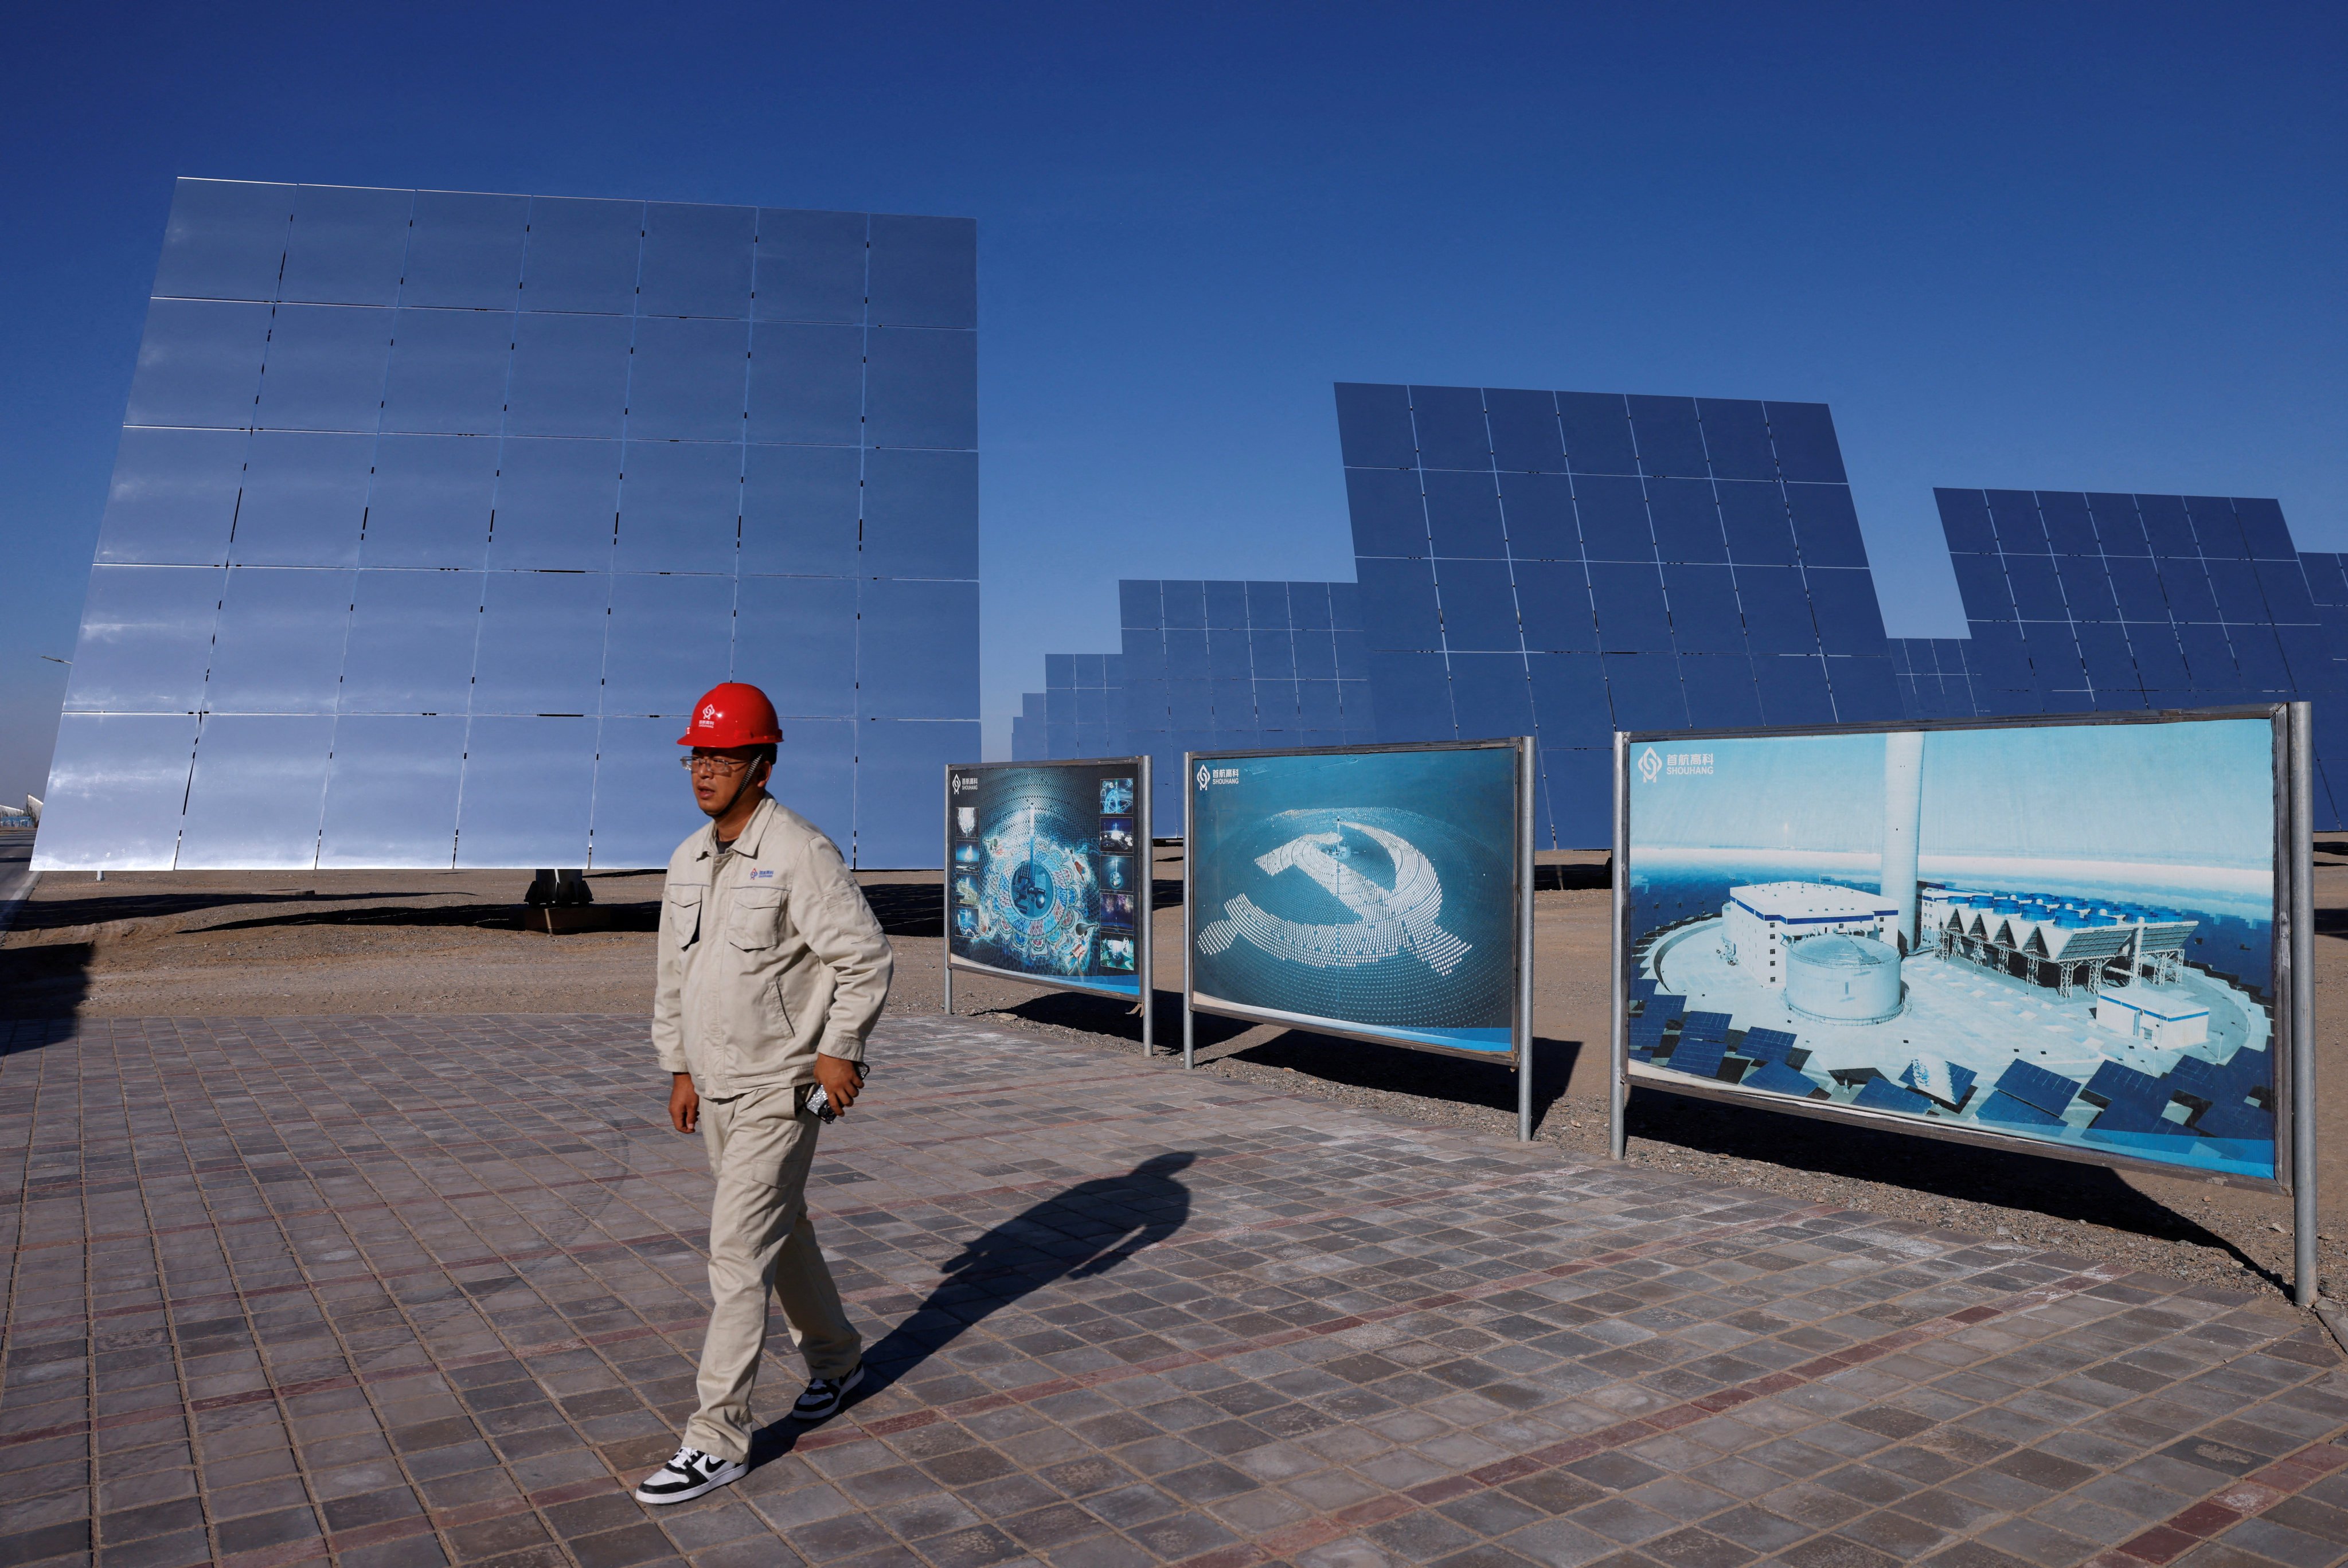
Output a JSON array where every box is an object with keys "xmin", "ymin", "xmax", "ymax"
[{"xmin": 40, "ymin": 179, "xmax": 978, "ymax": 871}]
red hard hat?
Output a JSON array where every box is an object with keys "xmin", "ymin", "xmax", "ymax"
[{"xmin": 679, "ymin": 683, "xmax": 783, "ymax": 747}]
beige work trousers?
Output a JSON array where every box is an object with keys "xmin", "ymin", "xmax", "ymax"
[{"xmin": 682, "ymin": 1084, "xmax": 862, "ymax": 1461}]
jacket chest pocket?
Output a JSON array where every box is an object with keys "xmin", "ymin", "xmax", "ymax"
[
  {"xmin": 728, "ymin": 886, "xmax": 787, "ymax": 950},
  {"xmin": 666, "ymin": 884, "xmax": 704, "ymax": 949}
]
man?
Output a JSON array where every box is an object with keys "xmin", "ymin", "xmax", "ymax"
[{"xmin": 633, "ymin": 682, "xmax": 894, "ymax": 1506}]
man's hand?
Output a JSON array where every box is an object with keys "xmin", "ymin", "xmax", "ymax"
[
  {"xmin": 814, "ymin": 1053, "xmax": 864, "ymax": 1116},
  {"xmin": 669, "ymin": 1072, "xmax": 700, "ymax": 1133}
]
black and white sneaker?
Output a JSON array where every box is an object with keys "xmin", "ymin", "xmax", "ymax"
[
  {"xmin": 791, "ymin": 1364, "xmax": 865, "ymax": 1423},
  {"xmin": 632, "ymin": 1444, "xmax": 746, "ymax": 1504}
]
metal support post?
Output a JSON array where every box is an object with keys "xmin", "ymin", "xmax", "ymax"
[
  {"xmin": 1139, "ymin": 754, "xmax": 1155, "ymax": 1058},
  {"xmin": 2291, "ymin": 705, "xmax": 2318, "ymax": 1309},
  {"xmin": 942, "ymin": 765, "xmax": 955, "ymax": 1019},
  {"xmin": 1609, "ymin": 732, "xmax": 1629, "ymax": 1162},
  {"xmin": 1517, "ymin": 736, "xmax": 1536, "ymax": 1143},
  {"xmin": 1183, "ymin": 752, "xmax": 1197, "ymax": 1071}
]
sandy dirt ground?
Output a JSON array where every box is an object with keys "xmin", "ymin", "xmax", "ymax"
[{"xmin": 6, "ymin": 839, "xmax": 2348, "ymax": 1308}]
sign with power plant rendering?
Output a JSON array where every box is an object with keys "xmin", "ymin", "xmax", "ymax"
[{"xmin": 1619, "ymin": 710, "xmax": 2295, "ymax": 1185}]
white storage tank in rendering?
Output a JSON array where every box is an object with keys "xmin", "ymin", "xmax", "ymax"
[{"xmin": 1785, "ymin": 934, "xmax": 1904, "ymax": 1023}]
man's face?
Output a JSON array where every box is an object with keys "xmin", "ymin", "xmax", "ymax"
[{"xmin": 687, "ymin": 747, "xmax": 766, "ymax": 816}]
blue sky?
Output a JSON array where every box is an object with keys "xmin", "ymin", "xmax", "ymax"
[
  {"xmin": 1631, "ymin": 718, "xmax": 2275, "ymax": 868},
  {"xmin": 2, "ymin": 3, "xmax": 2341, "ymax": 804}
]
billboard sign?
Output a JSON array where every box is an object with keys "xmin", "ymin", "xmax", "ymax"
[
  {"xmin": 1185, "ymin": 739, "xmax": 1532, "ymax": 1062},
  {"xmin": 946, "ymin": 758, "xmax": 1149, "ymax": 1000},
  {"xmin": 1616, "ymin": 710, "xmax": 2302, "ymax": 1188}
]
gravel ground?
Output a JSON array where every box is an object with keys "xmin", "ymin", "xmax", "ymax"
[{"xmin": 6, "ymin": 843, "xmax": 2345, "ymax": 1313}]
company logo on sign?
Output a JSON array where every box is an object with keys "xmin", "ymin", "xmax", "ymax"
[
  {"xmin": 1197, "ymin": 764, "xmax": 1210, "ymax": 791},
  {"xmin": 1638, "ymin": 746, "xmax": 1714, "ymax": 781},
  {"xmin": 1196, "ymin": 764, "xmax": 1239, "ymax": 791},
  {"xmin": 950, "ymin": 774, "xmax": 976, "ymax": 795}
]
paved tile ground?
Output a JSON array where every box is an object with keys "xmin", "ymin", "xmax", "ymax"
[{"xmin": 5, "ymin": 1015, "xmax": 2348, "ymax": 1568}]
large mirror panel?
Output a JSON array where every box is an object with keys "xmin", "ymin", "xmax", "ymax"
[
  {"xmin": 455, "ymin": 715, "xmax": 596, "ymax": 867},
  {"xmin": 587, "ymin": 715, "xmax": 707, "ymax": 868},
  {"xmin": 253, "ymin": 304, "xmax": 394, "ymax": 433},
  {"xmin": 740, "ymin": 445, "xmax": 860, "ymax": 577},
  {"xmin": 863, "ymin": 327, "xmax": 975, "ymax": 450},
  {"xmin": 154, "ymin": 179, "xmax": 292, "ymax": 303},
  {"xmin": 281, "ymin": 185, "xmax": 412, "ymax": 307},
  {"xmin": 360, "ymin": 435, "xmax": 499, "ymax": 568},
  {"xmin": 753, "ymin": 209, "xmax": 865, "ymax": 323},
  {"xmin": 855, "ymin": 718, "xmax": 975, "ymax": 866},
  {"xmin": 205, "ymin": 567, "xmax": 355, "ymax": 714},
  {"xmin": 761, "ymin": 716, "xmax": 855, "ymax": 853},
  {"xmin": 504, "ymin": 313, "xmax": 632, "ymax": 439},
  {"xmin": 615, "ymin": 440, "xmax": 740, "ymax": 574},
  {"xmin": 857, "ymin": 578, "xmax": 979, "ymax": 719},
  {"xmin": 341, "ymin": 569, "xmax": 482, "ymax": 714},
  {"xmin": 471, "ymin": 570, "xmax": 611, "ymax": 714},
  {"xmin": 231, "ymin": 431, "xmax": 373, "ymax": 566},
  {"xmin": 32, "ymin": 714, "xmax": 202, "ymax": 870},
  {"xmin": 865, "ymin": 214, "xmax": 976, "ymax": 330},
  {"xmin": 518, "ymin": 197, "xmax": 644, "ymax": 315},
  {"xmin": 628, "ymin": 316, "xmax": 750, "ymax": 440},
  {"xmin": 745, "ymin": 322, "xmax": 864, "ymax": 447},
  {"xmin": 734, "ymin": 576, "xmax": 856, "ymax": 717},
  {"xmin": 126, "ymin": 299, "xmax": 273, "ymax": 429},
  {"xmin": 640, "ymin": 202, "xmax": 754, "ymax": 319},
  {"xmin": 380, "ymin": 307, "xmax": 515, "ymax": 435},
  {"xmin": 95, "ymin": 428, "xmax": 249, "ymax": 566},
  {"xmin": 402, "ymin": 190, "xmax": 530, "ymax": 310},
  {"xmin": 318, "ymin": 714, "xmax": 465, "ymax": 867},
  {"xmin": 602, "ymin": 573, "xmax": 736, "ymax": 717},
  {"xmin": 861, "ymin": 449, "xmax": 976, "ymax": 579},
  {"xmin": 64, "ymin": 565, "xmax": 225, "ymax": 714},
  {"xmin": 177, "ymin": 714, "xmax": 333, "ymax": 868},
  {"xmin": 487, "ymin": 438, "xmax": 620, "ymax": 570}
]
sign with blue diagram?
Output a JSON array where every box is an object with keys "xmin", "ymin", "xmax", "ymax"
[
  {"xmin": 1187, "ymin": 740, "xmax": 1526, "ymax": 1059},
  {"xmin": 1621, "ymin": 711, "xmax": 2287, "ymax": 1183},
  {"xmin": 947, "ymin": 760, "xmax": 1146, "ymax": 996}
]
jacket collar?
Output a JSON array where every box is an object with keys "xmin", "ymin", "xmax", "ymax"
[{"xmin": 696, "ymin": 793, "xmax": 778, "ymax": 866}]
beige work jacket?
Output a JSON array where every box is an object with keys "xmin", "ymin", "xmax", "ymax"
[{"xmin": 653, "ymin": 795, "xmax": 892, "ymax": 1097}]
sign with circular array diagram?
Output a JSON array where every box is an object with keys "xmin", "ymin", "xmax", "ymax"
[{"xmin": 948, "ymin": 760, "xmax": 1144, "ymax": 996}]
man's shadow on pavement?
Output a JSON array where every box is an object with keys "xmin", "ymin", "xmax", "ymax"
[
  {"xmin": 862, "ymin": 1151, "xmax": 1196, "ymax": 1394},
  {"xmin": 745, "ymin": 1152, "xmax": 1196, "ymax": 1464}
]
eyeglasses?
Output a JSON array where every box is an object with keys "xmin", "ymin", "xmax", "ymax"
[{"xmin": 681, "ymin": 754, "xmax": 757, "ymax": 775}]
